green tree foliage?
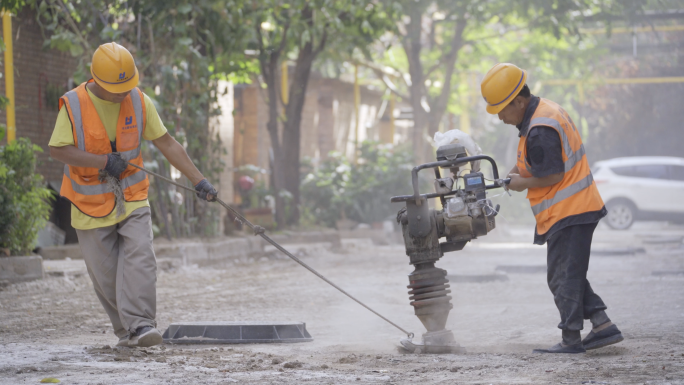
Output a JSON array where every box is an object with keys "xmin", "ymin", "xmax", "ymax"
[
  {"xmin": 369, "ymin": 0, "xmax": 649, "ymax": 162},
  {"xmin": 245, "ymin": 0, "xmax": 398, "ymax": 227},
  {"xmin": 301, "ymin": 141, "xmax": 413, "ymax": 227},
  {"xmin": 28, "ymin": 0, "xmax": 255, "ymax": 237},
  {"xmin": 0, "ymin": 133, "xmax": 53, "ymax": 256},
  {"xmin": 0, "ymin": 0, "xmax": 24, "ymax": 13}
]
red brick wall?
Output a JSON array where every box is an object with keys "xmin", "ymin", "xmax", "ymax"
[{"xmin": 0, "ymin": 9, "xmax": 78, "ymax": 183}]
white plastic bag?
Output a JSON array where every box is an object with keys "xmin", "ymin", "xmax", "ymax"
[{"xmin": 433, "ymin": 129, "xmax": 482, "ymax": 171}]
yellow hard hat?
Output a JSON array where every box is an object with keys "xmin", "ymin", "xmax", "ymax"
[
  {"xmin": 480, "ymin": 63, "xmax": 527, "ymax": 114},
  {"xmin": 90, "ymin": 42, "xmax": 139, "ymax": 94}
]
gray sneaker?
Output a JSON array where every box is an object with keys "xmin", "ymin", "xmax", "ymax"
[
  {"xmin": 116, "ymin": 335, "xmax": 131, "ymax": 347},
  {"xmin": 130, "ymin": 326, "xmax": 163, "ymax": 348}
]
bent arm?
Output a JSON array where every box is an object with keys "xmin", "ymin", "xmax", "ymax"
[
  {"xmin": 152, "ymin": 133, "xmax": 205, "ymax": 186},
  {"xmin": 508, "ymin": 164, "xmax": 519, "ymax": 176},
  {"xmin": 50, "ymin": 145, "xmax": 107, "ymax": 169}
]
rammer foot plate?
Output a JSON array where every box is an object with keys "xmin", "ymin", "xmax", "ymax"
[{"xmin": 399, "ymin": 337, "xmax": 466, "ymax": 354}]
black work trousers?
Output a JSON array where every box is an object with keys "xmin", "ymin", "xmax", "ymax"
[{"xmin": 546, "ymin": 221, "xmax": 607, "ymax": 331}]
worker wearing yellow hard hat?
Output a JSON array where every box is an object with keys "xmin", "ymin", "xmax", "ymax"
[
  {"xmin": 91, "ymin": 42, "xmax": 140, "ymax": 94},
  {"xmin": 481, "ymin": 63, "xmax": 622, "ymax": 354},
  {"xmin": 480, "ymin": 63, "xmax": 528, "ymax": 115},
  {"xmin": 49, "ymin": 42, "xmax": 218, "ymax": 348}
]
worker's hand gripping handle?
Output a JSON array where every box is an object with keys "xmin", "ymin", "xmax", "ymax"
[{"xmin": 497, "ymin": 178, "xmax": 512, "ymax": 196}]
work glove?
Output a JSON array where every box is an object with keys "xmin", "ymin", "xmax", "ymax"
[
  {"xmin": 102, "ymin": 153, "xmax": 128, "ymax": 179},
  {"xmin": 194, "ymin": 178, "xmax": 218, "ymax": 202}
]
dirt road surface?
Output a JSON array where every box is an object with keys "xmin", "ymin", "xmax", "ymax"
[{"xmin": 1, "ymin": 223, "xmax": 683, "ymax": 384}]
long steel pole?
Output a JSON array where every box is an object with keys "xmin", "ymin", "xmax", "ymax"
[{"xmin": 127, "ymin": 162, "xmax": 414, "ymax": 339}]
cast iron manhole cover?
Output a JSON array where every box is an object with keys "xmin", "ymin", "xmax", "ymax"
[{"xmin": 162, "ymin": 321, "xmax": 313, "ymax": 344}]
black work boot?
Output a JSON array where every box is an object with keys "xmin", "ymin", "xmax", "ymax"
[
  {"xmin": 582, "ymin": 323, "xmax": 623, "ymax": 350},
  {"xmin": 533, "ymin": 330, "xmax": 586, "ymax": 354}
]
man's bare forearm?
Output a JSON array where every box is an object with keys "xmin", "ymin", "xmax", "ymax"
[
  {"xmin": 507, "ymin": 171, "xmax": 564, "ymax": 192},
  {"xmin": 152, "ymin": 133, "xmax": 205, "ymax": 185},
  {"xmin": 50, "ymin": 145, "xmax": 106, "ymax": 169}
]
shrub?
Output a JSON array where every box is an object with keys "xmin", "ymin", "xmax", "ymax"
[
  {"xmin": 301, "ymin": 141, "xmax": 414, "ymax": 228},
  {"xmin": 0, "ymin": 131, "xmax": 53, "ymax": 256}
]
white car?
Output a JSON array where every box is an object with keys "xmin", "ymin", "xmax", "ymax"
[{"xmin": 592, "ymin": 156, "xmax": 684, "ymax": 230}]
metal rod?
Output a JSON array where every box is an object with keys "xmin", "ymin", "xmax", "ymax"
[{"xmin": 127, "ymin": 162, "xmax": 414, "ymax": 339}]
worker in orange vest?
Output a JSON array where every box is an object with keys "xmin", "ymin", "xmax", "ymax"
[
  {"xmin": 49, "ymin": 43, "xmax": 218, "ymax": 348},
  {"xmin": 481, "ymin": 63, "xmax": 623, "ymax": 354}
]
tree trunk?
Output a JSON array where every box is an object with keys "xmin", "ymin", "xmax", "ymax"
[
  {"xmin": 282, "ymin": 38, "xmax": 317, "ymax": 225},
  {"xmin": 403, "ymin": 6, "xmax": 429, "ymax": 163},
  {"xmin": 425, "ymin": 20, "xmax": 466, "ymax": 139},
  {"xmin": 262, "ymin": 50, "xmax": 288, "ymax": 227},
  {"xmin": 402, "ymin": 8, "xmax": 466, "ymax": 163},
  {"xmin": 280, "ymin": 6, "xmax": 325, "ymax": 225},
  {"xmin": 257, "ymin": 7, "xmax": 324, "ymax": 227}
]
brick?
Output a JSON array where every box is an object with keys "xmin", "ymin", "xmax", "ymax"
[
  {"xmin": 0, "ymin": 255, "xmax": 44, "ymax": 284},
  {"xmin": 38, "ymin": 244, "xmax": 82, "ymax": 260}
]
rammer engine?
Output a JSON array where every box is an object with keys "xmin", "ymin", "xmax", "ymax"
[{"xmin": 391, "ymin": 143, "xmax": 509, "ymax": 354}]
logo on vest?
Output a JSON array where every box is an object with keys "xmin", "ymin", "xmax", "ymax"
[
  {"xmin": 119, "ymin": 72, "xmax": 126, "ymax": 81},
  {"xmin": 123, "ymin": 116, "xmax": 137, "ymax": 131},
  {"xmin": 517, "ymin": 150, "xmax": 522, "ymax": 159}
]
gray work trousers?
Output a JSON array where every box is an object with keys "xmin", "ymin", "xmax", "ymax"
[{"xmin": 76, "ymin": 207, "xmax": 157, "ymax": 338}]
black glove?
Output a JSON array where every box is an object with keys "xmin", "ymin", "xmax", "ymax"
[
  {"xmin": 102, "ymin": 153, "xmax": 128, "ymax": 179},
  {"xmin": 194, "ymin": 178, "xmax": 218, "ymax": 202}
]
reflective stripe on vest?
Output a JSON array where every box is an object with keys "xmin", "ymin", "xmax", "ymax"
[
  {"xmin": 530, "ymin": 173, "xmax": 594, "ymax": 216},
  {"xmin": 63, "ymin": 164, "xmax": 109, "ymax": 195},
  {"xmin": 120, "ymin": 167, "xmax": 147, "ymax": 190},
  {"xmin": 63, "ymin": 163, "xmax": 148, "ymax": 196},
  {"xmin": 69, "ymin": 89, "xmax": 144, "ymax": 161},
  {"xmin": 59, "ymin": 82, "xmax": 150, "ymax": 218},
  {"xmin": 529, "ymin": 116, "xmax": 585, "ymax": 172},
  {"xmin": 121, "ymin": 89, "xmax": 144, "ymax": 161},
  {"xmin": 64, "ymin": 90, "xmax": 85, "ymax": 151},
  {"xmin": 517, "ymin": 98, "xmax": 604, "ymax": 235}
]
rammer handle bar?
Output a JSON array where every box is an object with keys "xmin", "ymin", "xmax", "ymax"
[
  {"xmin": 409, "ymin": 155, "xmax": 500, "ymax": 204},
  {"xmin": 126, "ymin": 162, "xmax": 415, "ymax": 339}
]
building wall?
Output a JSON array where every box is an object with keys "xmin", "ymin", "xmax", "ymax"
[
  {"xmin": 0, "ymin": 9, "xmax": 78, "ymax": 183},
  {"xmin": 232, "ymin": 76, "xmax": 387, "ymax": 196}
]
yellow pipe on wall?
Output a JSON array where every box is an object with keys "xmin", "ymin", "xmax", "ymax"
[
  {"xmin": 389, "ymin": 92, "xmax": 395, "ymax": 145},
  {"xmin": 580, "ymin": 24, "xmax": 684, "ymax": 35},
  {"xmin": 3, "ymin": 11, "xmax": 15, "ymax": 143},
  {"xmin": 353, "ymin": 64, "xmax": 360, "ymax": 164},
  {"xmin": 459, "ymin": 78, "xmax": 470, "ymax": 135},
  {"xmin": 542, "ymin": 77, "xmax": 684, "ymax": 86},
  {"xmin": 281, "ymin": 61, "xmax": 288, "ymax": 105}
]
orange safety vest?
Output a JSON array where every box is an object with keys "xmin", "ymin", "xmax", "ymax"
[
  {"xmin": 59, "ymin": 80, "xmax": 149, "ymax": 218},
  {"xmin": 516, "ymin": 98, "xmax": 604, "ymax": 235}
]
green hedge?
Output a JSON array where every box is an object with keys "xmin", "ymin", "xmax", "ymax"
[
  {"xmin": 0, "ymin": 128, "xmax": 53, "ymax": 256},
  {"xmin": 301, "ymin": 141, "xmax": 414, "ymax": 228}
]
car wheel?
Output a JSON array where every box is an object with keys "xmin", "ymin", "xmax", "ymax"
[{"xmin": 605, "ymin": 200, "xmax": 636, "ymax": 230}]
